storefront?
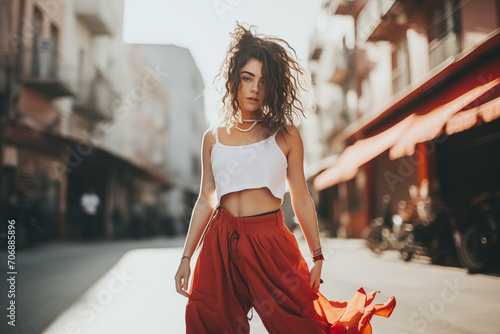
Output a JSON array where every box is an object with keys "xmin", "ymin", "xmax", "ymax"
[
  {"xmin": 313, "ymin": 31, "xmax": 500, "ymax": 237},
  {"xmin": 2, "ymin": 125, "xmax": 68, "ymax": 240}
]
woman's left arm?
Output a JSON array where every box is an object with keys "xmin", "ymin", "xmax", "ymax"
[{"xmin": 284, "ymin": 125, "xmax": 323, "ymax": 291}]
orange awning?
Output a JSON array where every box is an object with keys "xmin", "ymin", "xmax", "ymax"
[
  {"xmin": 312, "ymin": 115, "xmax": 413, "ymax": 190},
  {"xmin": 479, "ymin": 96, "xmax": 500, "ymax": 123},
  {"xmin": 446, "ymin": 96, "xmax": 500, "ymax": 135},
  {"xmin": 313, "ymin": 78, "xmax": 500, "ymax": 191},
  {"xmin": 389, "ymin": 77, "xmax": 500, "ymax": 159}
]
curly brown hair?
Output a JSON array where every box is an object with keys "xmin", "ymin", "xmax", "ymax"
[{"xmin": 213, "ymin": 22, "xmax": 314, "ymax": 137}]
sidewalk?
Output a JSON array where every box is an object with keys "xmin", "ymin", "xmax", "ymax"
[
  {"xmin": 30, "ymin": 237, "xmax": 500, "ymax": 333},
  {"xmin": 41, "ymin": 246, "xmax": 188, "ymax": 334}
]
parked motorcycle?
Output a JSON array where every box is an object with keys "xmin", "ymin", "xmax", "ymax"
[
  {"xmin": 366, "ymin": 194, "xmax": 404, "ymax": 254},
  {"xmin": 398, "ymin": 179, "xmax": 456, "ymax": 264},
  {"xmin": 458, "ymin": 189, "xmax": 500, "ymax": 272}
]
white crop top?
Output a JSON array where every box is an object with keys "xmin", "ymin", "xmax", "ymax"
[{"xmin": 211, "ymin": 127, "xmax": 288, "ymax": 206}]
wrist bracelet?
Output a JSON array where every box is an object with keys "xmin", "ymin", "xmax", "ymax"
[
  {"xmin": 181, "ymin": 255, "xmax": 191, "ymax": 261},
  {"xmin": 312, "ymin": 247, "xmax": 322, "ymax": 256},
  {"xmin": 312, "ymin": 253, "xmax": 324, "ymax": 262}
]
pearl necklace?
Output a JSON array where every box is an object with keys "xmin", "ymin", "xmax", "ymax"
[{"xmin": 234, "ymin": 118, "xmax": 261, "ymax": 132}]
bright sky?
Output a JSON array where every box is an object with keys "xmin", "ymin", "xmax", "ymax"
[{"xmin": 122, "ymin": 0, "xmax": 324, "ymax": 87}]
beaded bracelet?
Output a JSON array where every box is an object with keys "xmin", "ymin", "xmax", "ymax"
[
  {"xmin": 312, "ymin": 247, "xmax": 324, "ymax": 262},
  {"xmin": 312, "ymin": 253, "xmax": 325, "ymax": 262},
  {"xmin": 312, "ymin": 247, "xmax": 322, "ymax": 255}
]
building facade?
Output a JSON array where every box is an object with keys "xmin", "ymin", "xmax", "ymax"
[
  {"xmin": 308, "ymin": 0, "xmax": 500, "ymax": 238},
  {"xmin": 0, "ymin": 0, "xmax": 173, "ymax": 241},
  {"xmin": 135, "ymin": 45, "xmax": 206, "ymax": 235}
]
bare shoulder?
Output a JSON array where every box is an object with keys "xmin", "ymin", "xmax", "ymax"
[
  {"xmin": 200, "ymin": 128, "xmax": 217, "ymax": 195},
  {"xmin": 285, "ymin": 123, "xmax": 300, "ymax": 137},
  {"xmin": 275, "ymin": 124, "xmax": 302, "ymax": 158},
  {"xmin": 278, "ymin": 123, "xmax": 302, "ymax": 145},
  {"xmin": 203, "ymin": 127, "xmax": 218, "ymax": 150}
]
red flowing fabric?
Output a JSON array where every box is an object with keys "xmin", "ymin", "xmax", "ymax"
[
  {"xmin": 186, "ymin": 206, "xmax": 396, "ymax": 334},
  {"xmin": 314, "ymin": 289, "xmax": 396, "ymax": 333}
]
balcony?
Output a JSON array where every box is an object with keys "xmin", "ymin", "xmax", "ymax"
[
  {"xmin": 21, "ymin": 42, "xmax": 76, "ymax": 98},
  {"xmin": 429, "ymin": 33, "xmax": 460, "ymax": 70},
  {"xmin": 73, "ymin": 70, "xmax": 117, "ymax": 120},
  {"xmin": 356, "ymin": 0, "xmax": 406, "ymax": 44},
  {"xmin": 75, "ymin": 0, "xmax": 118, "ymax": 36}
]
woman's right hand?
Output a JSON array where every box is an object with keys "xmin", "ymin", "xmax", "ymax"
[{"xmin": 174, "ymin": 258, "xmax": 191, "ymax": 298}]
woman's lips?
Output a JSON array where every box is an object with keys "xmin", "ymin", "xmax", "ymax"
[{"xmin": 247, "ymin": 97, "xmax": 259, "ymax": 103}]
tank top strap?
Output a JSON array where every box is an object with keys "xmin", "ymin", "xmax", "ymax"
[{"xmin": 214, "ymin": 127, "xmax": 220, "ymax": 144}]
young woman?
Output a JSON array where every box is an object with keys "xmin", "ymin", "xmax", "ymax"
[{"xmin": 174, "ymin": 22, "xmax": 396, "ymax": 333}]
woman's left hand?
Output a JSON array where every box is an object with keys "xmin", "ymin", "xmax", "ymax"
[{"xmin": 309, "ymin": 260, "xmax": 323, "ymax": 291}]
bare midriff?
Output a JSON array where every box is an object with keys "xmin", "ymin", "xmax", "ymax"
[{"xmin": 219, "ymin": 187, "xmax": 281, "ymax": 217}]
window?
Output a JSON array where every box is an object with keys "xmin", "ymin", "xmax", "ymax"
[
  {"xmin": 78, "ymin": 49, "xmax": 84, "ymax": 91},
  {"xmin": 430, "ymin": 0, "xmax": 462, "ymax": 41},
  {"xmin": 360, "ymin": 78, "xmax": 371, "ymax": 115},
  {"xmin": 49, "ymin": 24, "xmax": 58, "ymax": 76},
  {"xmin": 428, "ymin": 0, "xmax": 462, "ymax": 69},
  {"xmin": 0, "ymin": 4, "xmax": 6, "ymax": 47},
  {"xmin": 31, "ymin": 7, "xmax": 43, "ymax": 77},
  {"xmin": 392, "ymin": 37, "xmax": 410, "ymax": 95}
]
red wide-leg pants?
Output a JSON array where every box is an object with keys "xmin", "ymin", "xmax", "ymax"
[{"xmin": 185, "ymin": 206, "xmax": 396, "ymax": 334}]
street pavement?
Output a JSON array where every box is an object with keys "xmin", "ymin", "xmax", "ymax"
[{"xmin": 1, "ymin": 235, "xmax": 500, "ymax": 334}]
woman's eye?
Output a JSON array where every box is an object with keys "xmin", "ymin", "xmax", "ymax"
[{"xmin": 242, "ymin": 77, "xmax": 251, "ymax": 82}]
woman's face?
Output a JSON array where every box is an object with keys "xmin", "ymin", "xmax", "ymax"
[{"xmin": 237, "ymin": 58, "xmax": 266, "ymax": 115}]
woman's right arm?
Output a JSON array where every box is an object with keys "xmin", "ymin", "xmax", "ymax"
[{"xmin": 174, "ymin": 129, "xmax": 217, "ymax": 297}]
